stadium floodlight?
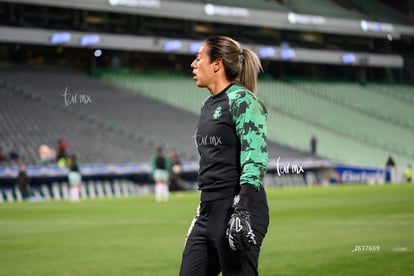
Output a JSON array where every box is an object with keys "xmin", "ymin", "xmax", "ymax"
[
  {"xmin": 279, "ymin": 43, "xmax": 295, "ymax": 60},
  {"xmin": 94, "ymin": 49, "xmax": 103, "ymax": 57},
  {"xmin": 108, "ymin": 0, "xmax": 160, "ymax": 9},
  {"xmin": 50, "ymin": 32, "xmax": 72, "ymax": 45},
  {"xmin": 163, "ymin": 40, "xmax": 182, "ymax": 52},
  {"xmin": 287, "ymin": 12, "xmax": 326, "ymax": 25},
  {"xmin": 280, "ymin": 48, "xmax": 295, "ymax": 60},
  {"xmin": 80, "ymin": 34, "xmax": 101, "ymax": 46},
  {"xmin": 258, "ymin": 47, "xmax": 276, "ymax": 58},
  {"xmin": 204, "ymin": 3, "xmax": 250, "ymax": 18},
  {"xmin": 360, "ymin": 20, "xmax": 394, "ymax": 33},
  {"xmin": 341, "ymin": 53, "xmax": 356, "ymax": 64},
  {"xmin": 189, "ymin": 42, "xmax": 203, "ymax": 54}
]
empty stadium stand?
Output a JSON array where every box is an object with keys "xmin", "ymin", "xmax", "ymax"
[
  {"xmin": 0, "ymin": 67, "xmax": 313, "ymax": 167},
  {"xmin": 0, "ymin": 67, "xmax": 198, "ymax": 164}
]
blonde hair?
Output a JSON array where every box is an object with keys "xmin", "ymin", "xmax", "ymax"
[{"xmin": 204, "ymin": 36, "xmax": 263, "ymax": 94}]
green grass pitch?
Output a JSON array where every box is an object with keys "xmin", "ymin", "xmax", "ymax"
[{"xmin": 1, "ymin": 183, "xmax": 413, "ymax": 275}]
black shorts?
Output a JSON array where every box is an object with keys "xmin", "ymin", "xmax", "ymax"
[{"xmin": 179, "ymin": 188, "xmax": 269, "ymax": 276}]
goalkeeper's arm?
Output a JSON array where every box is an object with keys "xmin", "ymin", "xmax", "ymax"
[{"xmin": 227, "ymin": 88, "xmax": 268, "ymax": 251}]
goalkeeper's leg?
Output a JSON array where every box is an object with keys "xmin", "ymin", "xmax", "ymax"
[
  {"xmin": 180, "ymin": 189, "xmax": 269, "ymax": 276},
  {"xmin": 180, "ymin": 202, "xmax": 221, "ymax": 276}
]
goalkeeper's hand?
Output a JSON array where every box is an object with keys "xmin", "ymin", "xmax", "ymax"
[{"xmin": 226, "ymin": 196, "xmax": 257, "ymax": 251}]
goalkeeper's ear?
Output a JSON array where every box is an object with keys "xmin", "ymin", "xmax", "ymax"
[{"xmin": 234, "ymin": 184, "xmax": 259, "ymax": 210}]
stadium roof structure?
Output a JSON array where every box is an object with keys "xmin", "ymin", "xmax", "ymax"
[
  {"xmin": 0, "ymin": 0, "xmax": 412, "ymax": 68},
  {"xmin": 3, "ymin": 0, "xmax": 414, "ymax": 38}
]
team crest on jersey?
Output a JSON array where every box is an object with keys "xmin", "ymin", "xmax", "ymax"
[{"xmin": 212, "ymin": 106, "xmax": 222, "ymax": 120}]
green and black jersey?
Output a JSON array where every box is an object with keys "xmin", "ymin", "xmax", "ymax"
[{"xmin": 195, "ymin": 83, "xmax": 268, "ymax": 201}]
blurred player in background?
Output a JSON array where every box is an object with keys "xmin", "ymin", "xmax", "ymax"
[
  {"xmin": 405, "ymin": 164, "xmax": 412, "ymax": 183},
  {"xmin": 16, "ymin": 165, "xmax": 31, "ymax": 201},
  {"xmin": 168, "ymin": 149, "xmax": 186, "ymax": 191},
  {"xmin": 180, "ymin": 35, "xmax": 269, "ymax": 276},
  {"xmin": 151, "ymin": 147, "xmax": 171, "ymax": 202},
  {"xmin": 68, "ymin": 154, "xmax": 81, "ymax": 202}
]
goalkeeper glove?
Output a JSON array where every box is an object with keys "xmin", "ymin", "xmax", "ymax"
[{"xmin": 226, "ymin": 194, "xmax": 257, "ymax": 251}]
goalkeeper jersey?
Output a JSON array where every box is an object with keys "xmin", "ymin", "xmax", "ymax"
[{"xmin": 195, "ymin": 83, "xmax": 268, "ymax": 201}]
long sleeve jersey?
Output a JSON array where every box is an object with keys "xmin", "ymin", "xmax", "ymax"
[{"xmin": 195, "ymin": 83, "xmax": 268, "ymax": 201}]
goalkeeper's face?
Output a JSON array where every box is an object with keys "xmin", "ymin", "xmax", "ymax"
[{"xmin": 191, "ymin": 44, "xmax": 219, "ymax": 91}]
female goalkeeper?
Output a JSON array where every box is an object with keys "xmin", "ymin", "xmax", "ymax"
[{"xmin": 179, "ymin": 35, "xmax": 269, "ymax": 276}]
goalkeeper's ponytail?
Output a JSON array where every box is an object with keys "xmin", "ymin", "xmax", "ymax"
[{"xmin": 204, "ymin": 36, "xmax": 263, "ymax": 94}]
